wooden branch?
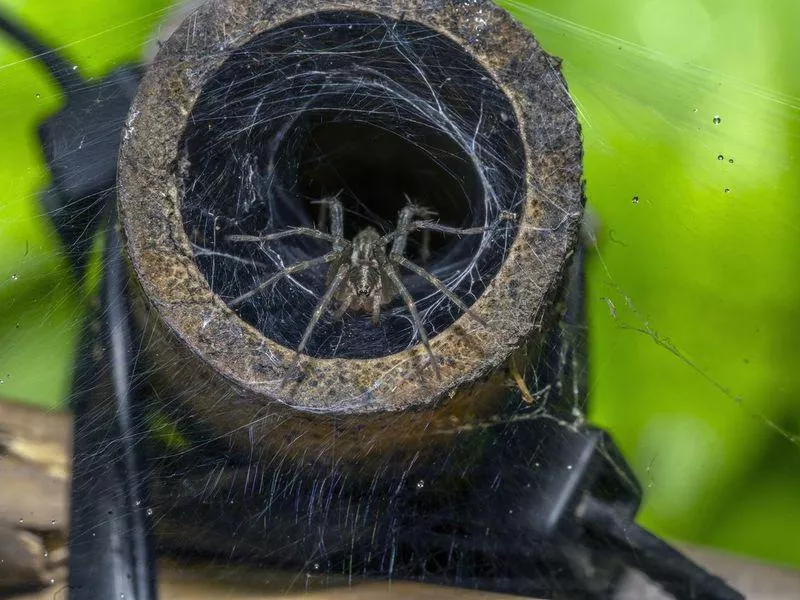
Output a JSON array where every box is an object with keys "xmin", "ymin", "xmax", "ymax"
[{"xmin": 0, "ymin": 401, "xmax": 69, "ymax": 591}]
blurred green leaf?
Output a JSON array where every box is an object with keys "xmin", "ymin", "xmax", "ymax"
[{"xmin": 500, "ymin": 0, "xmax": 800, "ymax": 568}]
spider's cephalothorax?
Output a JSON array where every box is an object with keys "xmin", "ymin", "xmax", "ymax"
[
  {"xmin": 227, "ymin": 195, "xmax": 488, "ymax": 378},
  {"xmin": 333, "ymin": 226, "xmax": 394, "ymax": 325}
]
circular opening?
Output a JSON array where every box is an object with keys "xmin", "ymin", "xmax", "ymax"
[{"xmin": 180, "ymin": 10, "xmax": 526, "ymax": 359}]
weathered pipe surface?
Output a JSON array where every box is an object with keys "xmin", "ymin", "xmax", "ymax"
[{"xmin": 117, "ymin": 0, "xmax": 583, "ymax": 468}]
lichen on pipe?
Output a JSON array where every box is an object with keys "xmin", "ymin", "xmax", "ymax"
[{"xmin": 118, "ymin": 0, "xmax": 583, "ymax": 467}]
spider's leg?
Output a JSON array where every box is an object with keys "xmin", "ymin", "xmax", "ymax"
[
  {"xmin": 391, "ymin": 254, "xmax": 487, "ymax": 327},
  {"xmin": 311, "ymin": 194, "xmax": 345, "ymax": 241},
  {"xmin": 297, "ymin": 263, "xmax": 350, "ymax": 355},
  {"xmin": 69, "ymin": 206, "xmax": 156, "ymax": 600},
  {"xmin": 389, "ymin": 203, "xmax": 420, "ymax": 257},
  {"xmin": 230, "ymin": 251, "xmax": 339, "ymax": 307},
  {"xmin": 402, "ymin": 193, "xmax": 437, "ymax": 219},
  {"xmin": 371, "ymin": 289, "xmax": 383, "ymax": 326},
  {"xmin": 328, "ymin": 196, "xmax": 347, "ymax": 251},
  {"xmin": 227, "ymin": 227, "xmax": 338, "ymax": 244},
  {"xmin": 409, "ymin": 221, "xmax": 488, "ymax": 236},
  {"xmin": 379, "ymin": 221, "xmax": 488, "ymax": 248},
  {"xmin": 333, "ymin": 282, "xmax": 356, "ymax": 320},
  {"xmin": 380, "ymin": 259, "xmax": 442, "ymax": 379}
]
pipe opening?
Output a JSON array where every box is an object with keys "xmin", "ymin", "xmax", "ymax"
[{"xmin": 180, "ymin": 10, "xmax": 526, "ymax": 359}]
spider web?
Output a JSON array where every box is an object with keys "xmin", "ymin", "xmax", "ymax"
[
  {"xmin": 179, "ymin": 9, "xmax": 525, "ymax": 359},
  {"xmin": 0, "ymin": 0, "xmax": 799, "ymax": 598}
]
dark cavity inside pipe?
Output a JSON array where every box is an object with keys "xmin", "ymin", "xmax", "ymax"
[{"xmin": 180, "ymin": 10, "xmax": 526, "ymax": 359}]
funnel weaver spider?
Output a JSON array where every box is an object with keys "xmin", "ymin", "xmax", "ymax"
[{"xmin": 227, "ymin": 195, "xmax": 489, "ymax": 378}]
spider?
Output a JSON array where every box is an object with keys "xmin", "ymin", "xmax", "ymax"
[{"xmin": 226, "ymin": 195, "xmax": 489, "ymax": 378}]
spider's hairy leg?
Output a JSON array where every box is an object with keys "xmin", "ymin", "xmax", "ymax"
[
  {"xmin": 297, "ymin": 263, "xmax": 350, "ymax": 356},
  {"xmin": 380, "ymin": 202, "xmax": 489, "ymax": 250},
  {"xmin": 333, "ymin": 282, "xmax": 356, "ymax": 320},
  {"xmin": 378, "ymin": 220, "xmax": 489, "ymax": 252},
  {"xmin": 409, "ymin": 221, "xmax": 488, "ymax": 236},
  {"xmin": 391, "ymin": 254, "xmax": 487, "ymax": 327},
  {"xmin": 310, "ymin": 193, "xmax": 345, "ymax": 245},
  {"xmin": 380, "ymin": 256, "xmax": 442, "ymax": 379},
  {"xmin": 229, "ymin": 251, "xmax": 340, "ymax": 307},
  {"xmin": 371, "ymin": 291, "xmax": 382, "ymax": 326},
  {"xmin": 402, "ymin": 193, "xmax": 437, "ymax": 220},
  {"xmin": 227, "ymin": 228, "xmax": 338, "ymax": 244},
  {"xmin": 391, "ymin": 200, "xmax": 434, "ymax": 258},
  {"xmin": 409, "ymin": 206, "xmax": 520, "ymax": 238}
]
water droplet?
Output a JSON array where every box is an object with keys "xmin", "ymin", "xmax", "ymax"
[
  {"xmin": 416, "ymin": 480, "xmax": 425, "ymax": 489},
  {"xmin": 717, "ymin": 154, "xmax": 724, "ymax": 161},
  {"xmin": 135, "ymin": 500, "xmax": 141, "ymax": 507},
  {"xmin": 10, "ymin": 273, "xmax": 18, "ymax": 281},
  {"xmin": 728, "ymin": 158, "xmax": 734, "ymax": 164},
  {"xmin": 146, "ymin": 508, "xmax": 153, "ymax": 516},
  {"xmin": 50, "ymin": 578, "xmax": 55, "ymax": 585},
  {"xmin": 566, "ymin": 465, "xmax": 573, "ymax": 470},
  {"xmin": 35, "ymin": 93, "xmax": 41, "ymax": 99},
  {"xmin": 0, "ymin": 380, "xmax": 4, "ymax": 385},
  {"xmin": 724, "ymin": 187, "xmax": 730, "ymax": 193},
  {"xmin": 44, "ymin": 550, "xmax": 49, "ymax": 557},
  {"xmin": 632, "ymin": 195, "xmax": 640, "ymax": 205},
  {"xmin": 712, "ymin": 115, "xmax": 722, "ymax": 125},
  {"xmin": 15, "ymin": 322, "xmax": 20, "ymax": 328},
  {"xmin": 72, "ymin": 65, "xmax": 78, "ymax": 71},
  {"xmin": 692, "ymin": 108, "xmax": 698, "ymax": 113},
  {"xmin": 50, "ymin": 519, "xmax": 56, "ymax": 525},
  {"xmin": 18, "ymin": 518, "xmax": 23, "ymax": 524}
]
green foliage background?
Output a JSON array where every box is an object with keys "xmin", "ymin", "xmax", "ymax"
[{"xmin": 1, "ymin": 0, "xmax": 798, "ymax": 570}]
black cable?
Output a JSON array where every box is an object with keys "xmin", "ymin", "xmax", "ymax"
[
  {"xmin": 106, "ymin": 205, "xmax": 157, "ymax": 599},
  {"xmin": 579, "ymin": 496, "xmax": 744, "ymax": 600},
  {"xmin": 68, "ymin": 212, "xmax": 158, "ymax": 599},
  {"xmin": 0, "ymin": 8, "xmax": 84, "ymax": 91}
]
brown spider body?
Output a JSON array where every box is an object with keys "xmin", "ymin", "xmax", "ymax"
[
  {"xmin": 331, "ymin": 227, "xmax": 395, "ymax": 326},
  {"xmin": 227, "ymin": 196, "xmax": 488, "ymax": 378}
]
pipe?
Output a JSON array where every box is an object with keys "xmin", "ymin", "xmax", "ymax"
[{"xmin": 118, "ymin": 0, "xmax": 584, "ymax": 471}]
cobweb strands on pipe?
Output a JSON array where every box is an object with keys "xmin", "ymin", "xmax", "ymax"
[
  {"xmin": 119, "ymin": 0, "xmax": 584, "ymax": 442},
  {"xmin": 180, "ymin": 11, "xmax": 528, "ymax": 361}
]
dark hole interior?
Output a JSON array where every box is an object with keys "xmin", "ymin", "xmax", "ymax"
[
  {"xmin": 179, "ymin": 10, "xmax": 525, "ymax": 359},
  {"xmin": 297, "ymin": 120, "xmax": 478, "ymax": 257}
]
